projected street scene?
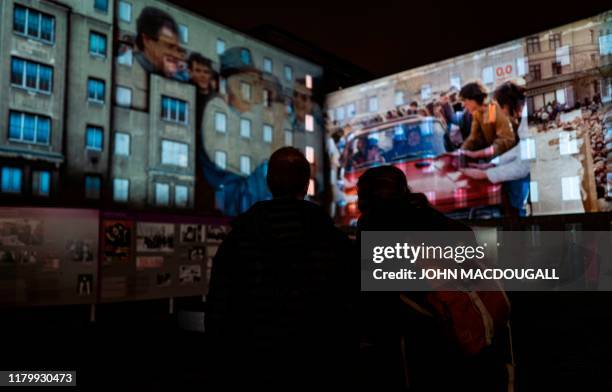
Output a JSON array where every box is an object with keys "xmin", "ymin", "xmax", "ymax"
[{"xmin": 326, "ymin": 11, "xmax": 611, "ymax": 224}]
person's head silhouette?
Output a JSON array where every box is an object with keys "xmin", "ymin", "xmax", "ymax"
[
  {"xmin": 267, "ymin": 147, "xmax": 311, "ymax": 200},
  {"xmin": 357, "ymin": 165, "xmax": 409, "ymax": 213}
]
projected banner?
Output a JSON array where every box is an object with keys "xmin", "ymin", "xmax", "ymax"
[{"xmin": 325, "ymin": 11, "xmax": 612, "ymax": 225}]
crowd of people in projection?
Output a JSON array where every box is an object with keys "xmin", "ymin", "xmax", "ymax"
[
  {"xmin": 326, "ymin": 79, "xmax": 611, "ymax": 219},
  {"xmin": 118, "ymin": 7, "xmax": 321, "ymax": 215}
]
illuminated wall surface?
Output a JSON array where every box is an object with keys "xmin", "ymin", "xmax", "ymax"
[
  {"xmin": 0, "ymin": 0, "xmax": 324, "ymax": 215},
  {"xmin": 326, "ymin": 11, "xmax": 612, "ymax": 222}
]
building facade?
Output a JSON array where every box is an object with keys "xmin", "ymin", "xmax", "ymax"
[
  {"xmin": 326, "ymin": 11, "xmax": 611, "ymax": 126},
  {"xmin": 0, "ymin": 0, "xmax": 325, "ymax": 213}
]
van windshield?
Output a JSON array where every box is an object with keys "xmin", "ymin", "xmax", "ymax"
[{"xmin": 343, "ymin": 119, "xmax": 447, "ymax": 171}]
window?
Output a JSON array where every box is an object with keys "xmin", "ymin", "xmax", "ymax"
[
  {"xmin": 13, "ymin": 5, "xmax": 55, "ymax": 43},
  {"xmin": 11, "ymin": 57, "xmax": 53, "ymax": 93},
  {"xmin": 529, "ymin": 181, "xmax": 539, "ymax": 203},
  {"xmin": 305, "ymin": 114, "xmax": 314, "ymax": 132},
  {"xmin": 161, "ymin": 96, "xmax": 188, "ymax": 124},
  {"xmin": 113, "ymin": 178, "xmax": 129, "ymax": 202},
  {"xmin": 347, "ymin": 103, "xmax": 356, "ymax": 118},
  {"xmin": 263, "ymin": 124, "xmax": 273, "ymax": 143},
  {"xmin": 118, "ymin": 1, "xmax": 132, "ymax": 22},
  {"xmin": 263, "ymin": 89, "xmax": 271, "ymax": 107},
  {"xmin": 600, "ymin": 33, "xmax": 612, "ymax": 56},
  {"xmin": 307, "ymin": 179, "xmax": 315, "ymax": 197},
  {"xmin": 117, "ymin": 42, "xmax": 133, "ymax": 66},
  {"xmin": 32, "ymin": 171, "xmax": 50, "ymax": 196},
  {"xmin": 241, "ymin": 82, "xmax": 251, "ymax": 101},
  {"xmin": 85, "ymin": 175, "xmax": 101, "ymax": 199},
  {"xmin": 559, "ymin": 131, "xmax": 578, "ymax": 155},
  {"xmin": 9, "ymin": 111, "xmax": 51, "ymax": 144},
  {"xmin": 284, "ymin": 65, "xmax": 293, "ymax": 81},
  {"xmin": 552, "ymin": 61, "xmax": 562, "ymax": 76},
  {"xmin": 482, "ymin": 67, "xmax": 494, "ymax": 85},
  {"xmin": 115, "ymin": 132, "xmax": 130, "ymax": 156},
  {"xmin": 561, "ymin": 176, "xmax": 581, "ymax": 201},
  {"xmin": 155, "ymin": 183, "xmax": 170, "ymax": 206},
  {"xmin": 240, "ymin": 49, "xmax": 251, "ymax": 65},
  {"xmin": 419, "ymin": 84, "xmax": 431, "ymax": 100},
  {"xmin": 161, "ymin": 140, "xmax": 188, "ymax": 167},
  {"xmin": 556, "ymin": 88, "xmax": 566, "ymax": 105},
  {"xmin": 395, "ymin": 91, "xmax": 404, "ymax": 106},
  {"xmin": 520, "ymin": 138, "xmax": 536, "ymax": 160},
  {"xmin": 240, "ymin": 118, "xmax": 251, "ymax": 138},
  {"xmin": 305, "ymin": 146, "xmax": 315, "ymax": 164},
  {"xmin": 89, "ymin": 31, "xmax": 107, "ymax": 57},
  {"xmin": 219, "ymin": 78, "xmax": 227, "ymax": 95},
  {"xmin": 527, "ymin": 36, "xmax": 540, "ymax": 54},
  {"xmin": 263, "ymin": 57, "xmax": 273, "ymax": 73},
  {"xmin": 86, "ymin": 126, "xmax": 104, "ymax": 151},
  {"xmin": 175, "ymin": 185, "xmax": 188, "ymax": 207},
  {"xmin": 556, "ymin": 46, "xmax": 570, "ymax": 66},
  {"xmin": 284, "ymin": 130, "xmax": 293, "ymax": 146},
  {"xmin": 94, "ymin": 0, "xmax": 108, "ymax": 12},
  {"xmin": 516, "ymin": 57, "xmax": 527, "ymax": 76},
  {"xmin": 216, "ymin": 39, "xmax": 226, "ymax": 55},
  {"xmin": 178, "ymin": 24, "xmax": 188, "ymax": 44},
  {"xmin": 450, "ymin": 76, "xmax": 461, "ymax": 90},
  {"xmin": 1, "ymin": 167, "xmax": 22, "ymax": 193},
  {"xmin": 335, "ymin": 107, "xmax": 345, "ymax": 122},
  {"xmin": 115, "ymin": 86, "xmax": 132, "ymax": 107},
  {"xmin": 368, "ymin": 96, "xmax": 378, "ymax": 112},
  {"xmin": 214, "ymin": 112, "xmax": 227, "ymax": 132},
  {"xmin": 87, "ymin": 78, "xmax": 105, "ymax": 103},
  {"xmin": 529, "ymin": 64, "xmax": 541, "ymax": 81},
  {"xmin": 305, "ymin": 74, "xmax": 313, "ymax": 89},
  {"xmin": 214, "ymin": 151, "xmax": 227, "ymax": 170},
  {"xmin": 549, "ymin": 33, "xmax": 561, "ymax": 50},
  {"xmin": 240, "ymin": 155, "xmax": 251, "ymax": 175}
]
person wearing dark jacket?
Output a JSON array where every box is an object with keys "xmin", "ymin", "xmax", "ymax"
[
  {"xmin": 205, "ymin": 147, "xmax": 355, "ymax": 390},
  {"xmin": 356, "ymin": 166, "xmax": 507, "ymax": 392}
]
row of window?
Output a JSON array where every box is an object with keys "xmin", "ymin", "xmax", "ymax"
[
  {"xmin": 330, "ymin": 60, "xmax": 528, "ymax": 121},
  {"xmin": 14, "ymin": 3, "xmax": 311, "ymax": 91},
  {"xmin": 1, "ymin": 167, "xmax": 50, "ymax": 196},
  {"xmin": 214, "ymin": 112, "xmax": 314, "ymax": 137},
  {"xmin": 6, "ymin": 109, "xmax": 189, "ymax": 165},
  {"xmin": 215, "ymin": 40, "xmax": 296, "ymax": 82},
  {"xmin": 526, "ymin": 34, "xmax": 563, "ymax": 54},
  {"xmin": 1, "ymin": 167, "xmax": 189, "ymax": 207},
  {"xmin": 110, "ymin": 178, "xmax": 189, "ymax": 207},
  {"xmin": 213, "ymin": 145, "xmax": 315, "ymax": 175},
  {"xmin": 528, "ymin": 61, "xmax": 568, "ymax": 81}
]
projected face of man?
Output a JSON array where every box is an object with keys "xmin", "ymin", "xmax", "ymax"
[
  {"xmin": 293, "ymin": 87, "xmax": 313, "ymax": 120},
  {"xmin": 461, "ymin": 98, "xmax": 480, "ymax": 115},
  {"xmin": 227, "ymin": 71, "xmax": 262, "ymax": 113},
  {"xmin": 142, "ymin": 26, "xmax": 180, "ymax": 77},
  {"xmin": 190, "ymin": 62, "xmax": 213, "ymax": 94}
]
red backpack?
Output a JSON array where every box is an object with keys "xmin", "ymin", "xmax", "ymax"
[{"xmin": 401, "ymin": 288, "xmax": 510, "ymax": 356}]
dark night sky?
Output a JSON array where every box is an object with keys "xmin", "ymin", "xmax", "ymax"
[{"xmin": 168, "ymin": 2, "xmax": 610, "ymax": 78}]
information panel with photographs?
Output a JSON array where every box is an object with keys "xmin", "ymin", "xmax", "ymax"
[
  {"xmin": 100, "ymin": 212, "xmax": 230, "ymax": 302},
  {"xmin": 325, "ymin": 11, "xmax": 612, "ymax": 225},
  {"xmin": 0, "ymin": 208, "xmax": 99, "ymax": 307}
]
